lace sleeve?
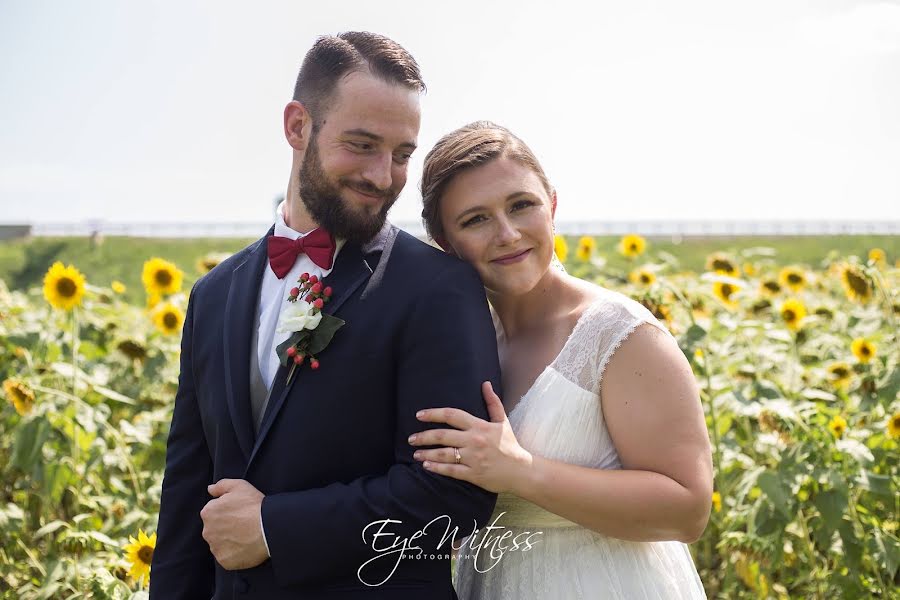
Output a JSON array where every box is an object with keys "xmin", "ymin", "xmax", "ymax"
[{"xmin": 552, "ymin": 288, "xmax": 674, "ymax": 394}]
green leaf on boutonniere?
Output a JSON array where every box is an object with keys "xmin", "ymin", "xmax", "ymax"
[
  {"xmin": 276, "ymin": 331, "xmax": 304, "ymax": 367},
  {"xmin": 308, "ymin": 314, "xmax": 345, "ymax": 354}
]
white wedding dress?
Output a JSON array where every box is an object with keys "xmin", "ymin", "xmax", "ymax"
[{"xmin": 454, "ymin": 285, "xmax": 707, "ymax": 599}]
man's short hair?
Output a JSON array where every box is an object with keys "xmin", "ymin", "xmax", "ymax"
[{"xmin": 293, "ymin": 31, "xmax": 425, "ymax": 128}]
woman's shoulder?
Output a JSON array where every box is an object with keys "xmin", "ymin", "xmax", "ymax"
[{"xmin": 577, "ymin": 282, "xmax": 666, "ymax": 332}]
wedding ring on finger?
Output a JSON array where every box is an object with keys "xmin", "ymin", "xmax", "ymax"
[{"xmin": 454, "ymin": 447, "xmax": 461, "ymax": 465}]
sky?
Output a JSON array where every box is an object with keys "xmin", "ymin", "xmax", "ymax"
[{"xmin": 1, "ymin": 0, "xmax": 899, "ymax": 228}]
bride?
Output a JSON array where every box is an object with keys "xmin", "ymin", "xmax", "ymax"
[{"xmin": 409, "ymin": 121, "xmax": 712, "ymax": 598}]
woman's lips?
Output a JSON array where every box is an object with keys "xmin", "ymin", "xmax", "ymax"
[{"xmin": 491, "ymin": 248, "xmax": 532, "ymax": 265}]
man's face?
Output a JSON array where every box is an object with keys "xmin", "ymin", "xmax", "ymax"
[{"xmin": 299, "ymin": 71, "xmax": 421, "ymax": 244}]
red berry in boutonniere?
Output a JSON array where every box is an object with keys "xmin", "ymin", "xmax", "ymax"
[{"xmin": 275, "ymin": 271, "xmax": 345, "ymax": 385}]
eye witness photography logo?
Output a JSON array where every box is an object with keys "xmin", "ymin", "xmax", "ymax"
[{"xmin": 357, "ymin": 512, "xmax": 543, "ymax": 587}]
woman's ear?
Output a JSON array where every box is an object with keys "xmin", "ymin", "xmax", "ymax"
[
  {"xmin": 434, "ymin": 235, "xmax": 456, "ymax": 256},
  {"xmin": 550, "ymin": 190, "xmax": 558, "ymax": 219}
]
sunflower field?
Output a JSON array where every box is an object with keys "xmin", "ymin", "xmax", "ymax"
[{"xmin": 0, "ymin": 237, "xmax": 898, "ymax": 599}]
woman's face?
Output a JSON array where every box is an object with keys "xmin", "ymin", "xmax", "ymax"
[{"xmin": 439, "ymin": 157, "xmax": 555, "ymax": 297}]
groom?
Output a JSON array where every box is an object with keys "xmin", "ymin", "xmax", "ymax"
[{"xmin": 150, "ymin": 32, "xmax": 500, "ymax": 599}]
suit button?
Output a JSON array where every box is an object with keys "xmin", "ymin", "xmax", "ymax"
[{"xmin": 236, "ymin": 576, "xmax": 250, "ymax": 593}]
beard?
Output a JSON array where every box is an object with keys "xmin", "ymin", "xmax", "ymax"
[{"xmin": 298, "ymin": 135, "xmax": 399, "ymax": 245}]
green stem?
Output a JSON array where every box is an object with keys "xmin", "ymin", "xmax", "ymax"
[
  {"xmin": 72, "ymin": 308, "xmax": 80, "ymax": 472},
  {"xmin": 703, "ymin": 352, "xmax": 724, "ymax": 494}
]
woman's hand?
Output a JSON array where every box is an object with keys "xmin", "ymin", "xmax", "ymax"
[{"xmin": 408, "ymin": 381, "xmax": 533, "ymax": 494}]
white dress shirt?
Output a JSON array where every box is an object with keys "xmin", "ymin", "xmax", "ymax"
[{"xmin": 256, "ymin": 199, "xmax": 344, "ymax": 558}]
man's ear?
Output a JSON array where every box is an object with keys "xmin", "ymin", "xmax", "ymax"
[{"xmin": 284, "ymin": 101, "xmax": 313, "ymax": 151}]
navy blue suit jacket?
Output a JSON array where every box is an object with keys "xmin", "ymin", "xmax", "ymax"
[{"xmin": 150, "ymin": 226, "xmax": 500, "ymax": 599}]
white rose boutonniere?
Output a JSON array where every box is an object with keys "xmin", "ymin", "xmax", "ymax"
[{"xmin": 275, "ymin": 272, "xmax": 345, "ymax": 384}]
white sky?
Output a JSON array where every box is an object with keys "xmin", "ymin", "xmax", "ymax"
[{"xmin": 1, "ymin": 0, "xmax": 899, "ymax": 226}]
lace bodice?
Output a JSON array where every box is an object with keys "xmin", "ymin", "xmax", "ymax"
[{"xmin": 455, "ymin": 285, "xmax": 706, "ymax": 599}]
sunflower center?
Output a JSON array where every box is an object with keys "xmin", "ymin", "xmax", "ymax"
[
  {"xmin": 831, "ymin": 367, "xmax": 849, "ymax": 378},
  {"xmin": 154, "ymin": 269, "xmax": 173, "ymax": 287},
  {"xmin": 712, "ymin": 259, "xmax": 734, "ymax": 272},
  {"xmin": 721, "ymin": 284, "xmax": 734, "ymax": 298},
  {"xmin": 861, "ymin": 345, "xmax": 871, "ymax": 357},
  {"xmin": 845, "ymin": 270, "xmax": 869, "ymax": 295},
  {"xmin": 783, "ymin": 309, "xmax": 796, "ymax": 321},
  {"xmin": 629, "ymin": 243, "xmax": 638, "ymax": 252},
  {"xmin": 787, "ymin": 273, "xmax": 802, "ymax": 284},
  {"xmin": 56, "ymin": 277, "xmax": 77, "ymax": 298},
  {"xmin": 640, "ymin": 274, "xmax": 651, "ymax": 284},
  {"xmin": 893, "ymin": 416, "xmax": 900, "ymax": 428},
  {"xmin": 764, "ymin": 281, "xmax": 780, "ymax": 292},
  {"xmin": 163, "ymin": 312, "xmax": 179, "ymax": 329},
  {"xmin": 137, "ymin": 545, "xmax": 154, "ymax": 564}
]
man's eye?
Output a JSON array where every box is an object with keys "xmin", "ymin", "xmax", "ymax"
[
  {"xmin": 351, "ymin": 142, "xmax": 374, "ymax": 151},
  {"xmin": 393, "ymin": 153, "xmax": 412, "ymax": 164}
]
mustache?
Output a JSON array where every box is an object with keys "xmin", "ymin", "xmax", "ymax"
[{"xmin": 341, "ymin": 179, "xmax": 393, "ymax": 201}]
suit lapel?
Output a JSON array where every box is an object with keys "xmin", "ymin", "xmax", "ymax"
[
  {"xmin": 245, "ymin": 241, "xmax": 374, "ymax": 472},
  {"xmin": 222, "ymin": 226, "xmax": 273, "ymax": 462}
]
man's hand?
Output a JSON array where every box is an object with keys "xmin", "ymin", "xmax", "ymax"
[{"xmin": 201, "ymin": 479, "xmax": 269, "ymax": 570}]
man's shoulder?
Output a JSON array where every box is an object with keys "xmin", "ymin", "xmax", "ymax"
[
  {"xmin": 385, "ymin": 228, "xmax": 480, "ymax": 285},
  {"xmin": 191, "ymin": 234, "xmax": 267, "ymax": 296}
]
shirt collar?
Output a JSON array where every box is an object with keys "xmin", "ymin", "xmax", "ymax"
[{"xmin": 274, "ymin": 200, "xmax": 306, "ymax": 240}]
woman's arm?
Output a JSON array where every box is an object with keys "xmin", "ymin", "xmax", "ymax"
[{"xmin": 410, "ymin": 323, "xmax": 713, "ymax": 544}]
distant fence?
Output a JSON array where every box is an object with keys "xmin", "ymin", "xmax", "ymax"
[{"xmin": 1, "ymin": 220, "xmax": 898, "ymax": 239}]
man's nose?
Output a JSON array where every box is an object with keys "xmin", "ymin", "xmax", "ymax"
[{"xmin": 361, "ymin": 153, "xmax": 393, "ymax": 192}]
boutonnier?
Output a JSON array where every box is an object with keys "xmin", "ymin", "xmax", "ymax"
[{"xmin": 275, "ymin": 273, "xmax": 345, "ymax": 385}]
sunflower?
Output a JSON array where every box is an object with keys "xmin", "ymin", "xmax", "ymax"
[
  {"xmin": 629, "ymin": 268, "xmax": 656, "ymax": 286},
  {"xmin": 778, "ymin": 267, "xmax": 807, "ymax": 293},
  {"xmin": 553, "ymin": 235, "xmax": 569, "ymax": 263},
  {"xmin": 3, "ymin": 379, "xmax": 34, "ymax": 416},
  {"xmin": 713, "ymin": 281, "xmax": 740, "ymax": 310},
  {"xmin": 826, "ymin": 362, "xmax": 852, "ymax": 389},
  {"xmin": 780, "ymin": 298, "xmax": 806, "ymax": 331},
  {"xmin": 111, "ymin": 280, "xmax": 126, "ymax": 294},
  {"xmin": 838, "ymin": 264, "xmax": 872, "ymax": 303},
  {"xmin": 123, "ymin": 529, "xmax": 156, "ymax": 585},
  {"xmin": 141, "ymin": 258, "xmax": 183, "ymax": 296},
  {"xmin": 868, "ymin": 248, "xmax": 886, "ymax": 266},
  {"xmin": 850, "ymin": 338, "xmax": 876, "ymax": 364},
  {"xmin": 742, "ymin": 262, "xmax": 757, "ymax": 277},
  {"xmin": 575, "ymin": 236, "xmax": 596, "ymax": 262},
  {"xmin": 42, "ymin": 262, "xmax": 86, "ymax": 311},
  {"xmin": 705, "ymin": 253, "xmax": 738, "ymax": 276},
  {"xmin": 711, "ymin": 491, "xmax": 722, "ymax": 513},
  {"xmin": 759, "ymin": 279, "xmax": 781, "ymax": 296},
  {"xmin": 117, "ymin": 339, "xmax": 148, "ymax": 361},
  {"xmin": 196, "ymin": 252, "xmax": 231, "ymax": 274},
  {"xmin": 827, "ymin": 415, "xmax": 847, "ymax": 438},
  {"xmin": 618, "ymin": 234, "xmax": 646, "ymax": 258},
  {"xmin": 152, "ymin": 303, "xmax": 185, "ymax": 336},
  {"xmin": 639, "ymin": 297, "xmax": 671, "ymax": 323},
  {"xmin": 888, "ymin": 412, "xmax": 900, "ymax": 439},
  {"xmin": 146, "ymin": 293, "xmax": 162, "ymax": 310}
]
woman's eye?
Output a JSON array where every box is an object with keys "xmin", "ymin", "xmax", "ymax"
[
  {"xmin": 512, "ymin": 199, "xmax": 535, "ymax": 211},
  {"xmin": 462, "ymin": 215, "xmax": 486, "ymax": 228}
]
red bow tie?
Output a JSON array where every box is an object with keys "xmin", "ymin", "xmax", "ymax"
[{"xmin": 267, "ymin": 228, "xmax": 336, "ymax": 278}]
